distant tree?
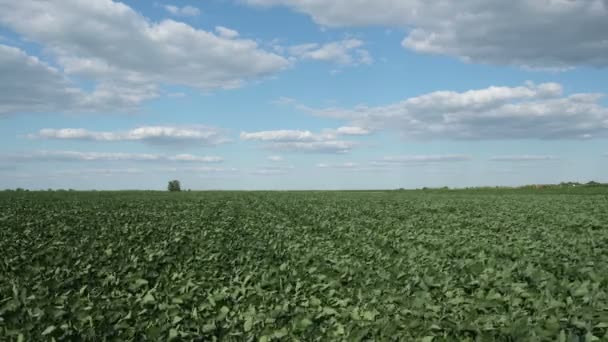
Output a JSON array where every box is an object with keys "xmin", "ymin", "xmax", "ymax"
[
  {"xmin": 586, "ymin": 181, "xmax": 601, "ymax": 186},
  {"xmin": 168, "ymin": 180, "xmax": 182, "ymax": 192}
]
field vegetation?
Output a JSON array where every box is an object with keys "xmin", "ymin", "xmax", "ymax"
[{"xmin": 1, "ymin": 188, "xmax": 607, "ymax": 340}]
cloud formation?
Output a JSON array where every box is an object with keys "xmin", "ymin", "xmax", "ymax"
[
  {"xmin": 251, "ymin": 165, "xmax": 294, "ymax": 175},
  {"xmin": 54, "ymin": 168, "xmax": 144, "ymax": 176},
  {"xmin": 300, "ymin": 82, "xmax": 608, "ymax": 140},
  {"xmin": 5, "ymin": 151, "xmax": 223, "ymax": 163},
  {"xmin": 246, "ymin": 0, "xmax": 608, "ymax": 68},
  {"xmin": 372, "ymin": 155, "xmax": 472, "ymax": 166},
  {"xmin": 240, "ymin": 129, "xmax": 360, "ymax": 153},
  {"xmin": 164, "ymin": 5, "xmax": 201, "ymax": 17},
  {"xmin": 288, "ymin": 39, "xmax": 372, "ymax": 66},
  {"xmin": 267, "ymin": 155, "xmax": 284, "ymax": 162},
  {"xmin": 490, "ymin": 155, "xmax": 559, "ymax": 162},
  {"xmin": 0, "ymin": 45, "xmax": 153, "ymax": 115},
  {"xmin": 30, "ymin": 126, "xmax": 228, "ymax": 146},
  {"xmin": 0, "ymin": 0, "xmax": 288, "ymax": 114},
  {"xmin": 316, "ymin": 162, "xmax": 359, "ymax": 169}
]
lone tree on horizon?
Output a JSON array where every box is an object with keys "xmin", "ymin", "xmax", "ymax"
[{"xmin": 168, "ymin": 180, "xmax": 181, "ymax": 192}]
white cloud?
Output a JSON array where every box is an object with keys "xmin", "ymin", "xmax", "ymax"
[
  {"xmin": 215, "ymin": 26, "xmax": 239, "ymax": 39},
  {"xmin": 271, "ymin": 96, "xmax": 298, "ymax": 106},
  {"xmin": 53, "ymin": 165, "xmax": 238, "ymax": 177},
  {"xmin": 245, "ymin": 0, "xmax": 608, "ymax": 68},
  {"xmin": 268, "ymin": 155, "xmax": 284, "ymax": 162},
  {"xmin": 252, "ymin": 165, "xmax": 294, "ymax": 175},
  {"xmin": 167, "ymin": 92, "xmax": 186, "ymax": 98},
  {"xmin": 240, "ymin": 127, "xmax": 368, "ymax": 142},
  {"xmin": 335, "ymin": 126, "xmax": 370, "ymax": 136},
  {"xmin": 302, "ymin": 82, "xmax": 608, "ymax": 140},
  {"xmin": 164, "ymin": 5, "xmax": 201, "ymax": 17},
  {"xmin": 373, "ymin": 155, "xmax": 472, "ymax": 166},
  {"xmin": 241, "ymin": 130, "xmax": 326, "ymax": 142},
  {"xmin": 0, "ymin": 0, "xmax": 288, "ymax": 114},
  {"xmin": 4, "ymin": 151, "xmax": 224, "ymax": 163},
  {"xmin": 0, "ymin": 44, "xmax": 152, "ymax": 115},
  {"xmin": 269, "ymin": 141, "xmax": 355, "ymax": 154},
  {"xmin": 240, "ymin": 129, "xmax": 357, "ymax": 153},
  {"xmin": 54, "ymin": 168, "xmax": 144, "ymax": 176},
  {"xmin": 316, "ymin": 162, "xmax": 359, "ymax": 168},
  {"xmin": 490, "ymin": 155, "xmax": 559, "ymax": 162},
  {"xmin": 157, "ymin": 166, "xmax": 238, "ymax": 173},
  {"xmin": 167, "ymin": 154, "xmax": 223, "ymax": 163},
  {"xmin": 288, "ymin": 39, "xmax": 372, "ymax": 66},
  {"xmin": 31, "ymin": 126, "xmax": 229, "ymax": 145}
]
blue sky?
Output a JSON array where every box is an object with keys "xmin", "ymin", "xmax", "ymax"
[{"xmin": 1, "ymin": 0, "xmax": 607, "ymax": 190}]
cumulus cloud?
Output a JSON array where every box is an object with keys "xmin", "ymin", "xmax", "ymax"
[
  {"xmin": 288, "ymin": 39, "xmax": 372, "ymax": 66},
  {"xmin": 30, "ymin": 126, "xmax": 229, "ymax": 146},
  {"xmin": 4, "ymin": 151, "xmax": 223, "ymax": 163},
  {"xmin": 490, "ymin": 155, "xmax": 559, "ymax": 162},
  {"xmin": 302, "ymin": 82, "xmax": 608, "ymax": 140},
  {"xmin": 164, "ymin": 5, "xmax": 201, "ymax": 17},
  {"xmin": 245, "ymin": 0, "xmax": 608, "ymax": 68},
  {"xmin": 0, "ymin": 0, "xmax": 288, "ymax": 114},
  {"xmin": 0, "ymin": 45, "xmax": 152, "ymax": 115},
  {"xmin": 335, "ymin": 126, "xmax": 370, "ymax": 136},
  {"xmin": 240, "ymin": 129, "xmax": 357, "ymax": 153},
  {"xmin": 215, "ymin": 26, "xmax": 239, "ymax": 39}
]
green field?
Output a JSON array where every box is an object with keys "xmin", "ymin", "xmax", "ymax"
[{"xmin": 1, "ymin": 189, "xmax": 608, "ymax": 341}]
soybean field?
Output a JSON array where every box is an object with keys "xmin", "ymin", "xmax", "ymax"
[{"xmin": 1, "ymin": 189, "xmax": 608, "ymax": 341}]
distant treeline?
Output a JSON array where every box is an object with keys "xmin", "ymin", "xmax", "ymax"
[
  {"xmin": 397, "ymin": 181, "xmax": 608, "ymax": 191},
  {"xmin": 2, "ymin": 181, "xmax": 607, "ymax": 192}
]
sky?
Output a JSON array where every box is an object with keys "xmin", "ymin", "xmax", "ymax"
[{"xmin": 0, "ymin": 0, "xmax": 607, "ymax": 190}]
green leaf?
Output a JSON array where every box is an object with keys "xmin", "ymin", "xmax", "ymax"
[
  {"xmin": 135, "ymin": 278, "xmax": 149, "ymax": 287},
  {"xmin": 202, "ymin": 322, "xmax": 216, "ymax": 333},
  {"xmin": 322, "ymin": 307, "xmax": 338, "ymax": 316},
  {"xmin": 310, "ymin": 297, "xmax": 321, "ymax": 307},
  {"xmin": 142, "ymin": 292, "xmax": 156, "ymax": 305},
  {"xmin": 273, "ymin": 328, "xmax": 288, "ymax": 338},
  {"xmin": 172, "ymin": 316, "xmax": 182, "ymax": 325},
  {"xmin": 421, "ymin": 336, "xmax": 434, "ymax": 342},
  {"xmin": 168, "ymin": 328, "xmax": 178, "ymax": 340},
  {"xmin": 362, "ymin": 310, "xmax": 377, "ymax": 321},
  {"xmin": 573, "ymin": 283, "xmax": 589, "ymax": 297},
  {"xmin": 299, "ymin": 318, "xmax": 313, "ymax": 329},
  {"xmin": 42, "ymin": 326, "xmax": 56, "ymax": 336},
  {"xmin": 585, "ymin": 331, "xmax": 599, "ymax": 341},
  {"xmin": 244, "ymin": 317, "xmax": 254, "ymax": 332}
]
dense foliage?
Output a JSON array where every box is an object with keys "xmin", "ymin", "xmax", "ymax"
[{"xmin": 1, "ymin": 189, "xmax": 608, "ymax": 341}]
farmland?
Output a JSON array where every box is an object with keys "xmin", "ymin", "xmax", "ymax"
[{"xmin": 1, "ymin": 189, "xmax": 608, "ymax": 341}]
